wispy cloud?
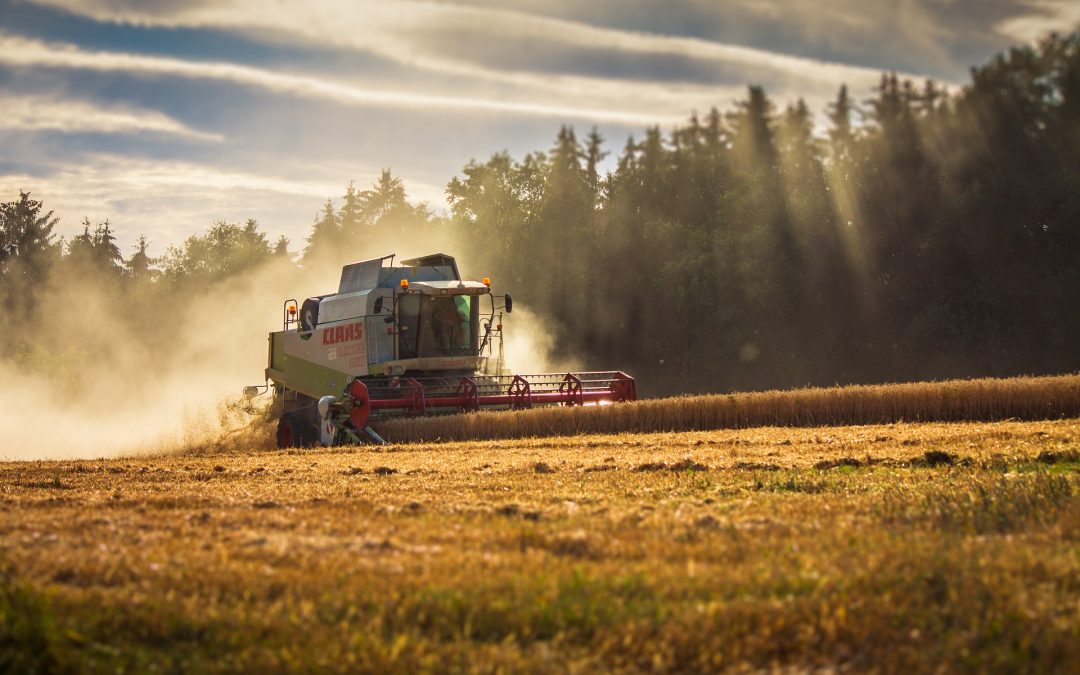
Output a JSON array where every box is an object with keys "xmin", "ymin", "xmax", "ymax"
[
  {"xmin": 0, "ymin": 154, "xmax": 338, "ymax": 251},
  {"xmin": 433, "ymin": 0, "xmax": 1064, "ymax": 79},
  {"xmin": 20, "ymin": 0, "xmax": 928, "ymax": 82},
  {"xmin": 0, "ymin": 33, "xmax": 683, "ymax": 125},
  {"xmin": 996, "ymin": 0, "xmax": 1080, "ymax": 43},
  {"xmin": 21, "ymin": 0, "xmax": 934, "ymax": 110},
  {"xmin": 0, "ymin": 92, "xmax": 222, "ymax": 140}
]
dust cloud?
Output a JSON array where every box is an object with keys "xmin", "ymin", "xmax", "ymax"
[
  {"xmin": 440, "ymin": 246, "xmax": 585, "ymax": 378},
  {"xmin": 499, "ymin": 305, "xmax": 584, "ymax": 376},
  {"xmin": 0, "ymin": 262, "xmax": 314, "ymax": 460},
  {"xmin": 0, "ymin": 232, "xmax": 569, "ymax": 460}
]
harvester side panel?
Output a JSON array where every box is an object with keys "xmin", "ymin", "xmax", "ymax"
[
  {"xmin": 267, "ymin": 335, "xmax": 355, "ymax": 400},
  {"xmin": 269, "ymin": 313, "xmax": 492, "ymax": 400},
  {"xmin": 266, "ymin": 315, "xmax": 372, "ymax": 399}
]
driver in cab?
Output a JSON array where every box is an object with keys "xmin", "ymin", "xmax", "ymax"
[{"xmin": 432, "ymin": 297, "xmax": 469, "ymax": 355}]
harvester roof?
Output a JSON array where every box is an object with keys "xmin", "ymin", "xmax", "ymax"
[
  {"xmin": 338, "ymin": 253, "xmax": 462, "ymax": 295},
  {"xmin": 407, "ymin": 279, "xmax": 489, "ymax": 295}
]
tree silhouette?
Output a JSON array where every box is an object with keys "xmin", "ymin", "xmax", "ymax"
[
  {"xmin": 3, "ymin": 32, "xmax": 1078, "ymax": 396},
  {"xmin": 126, "ymin": 235, "xmax": 156, "ymax": 280}
]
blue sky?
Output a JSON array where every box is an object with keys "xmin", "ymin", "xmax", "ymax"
[{"xmin": 1, "ymin": 0, "xmax": 1077, "ymax": 256}]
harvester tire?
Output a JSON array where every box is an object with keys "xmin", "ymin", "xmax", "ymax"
[{"xmin": 276, "ymin": 414, "xmax": 313, "ymax": 449}]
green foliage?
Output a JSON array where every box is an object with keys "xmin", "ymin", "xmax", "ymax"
[
  {"xmin": 0, "ymin": 191, "xmax": 62, "ymax": 321},
  {"xmin": 125, "ymin": 234, "xmax": 156, "ymax": 280},
  {"xmin": 447, "ymin": 33, "xmax": 1080, "ymax": 395},
  {"xmin": 0, "ymin": 563, "xmax": 62, "ymax": 674},
  {"xmin": 160, "ymin": 218, "xmax": 274, "ymax": 282},
  {"xmin": 0, "ymin": 190, "xmax": 60, "ymax": 275},
  {"xmin": 66, "ymin": 217, "xmax": 124, "ymax": 277}
]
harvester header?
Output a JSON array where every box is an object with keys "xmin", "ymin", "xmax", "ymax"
[{"xmin": 254, "ymin": 253, "xmax": 636, "ymax": 446}]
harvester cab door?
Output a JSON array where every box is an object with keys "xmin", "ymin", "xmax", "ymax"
[{"xmin": 397, "ymin": 294, "xmax": 422, "ymax": 360}]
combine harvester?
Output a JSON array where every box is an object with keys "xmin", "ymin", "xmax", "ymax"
[{"xmin": 251, "ymin": 254, "xmax": 636, "ymax": 447}]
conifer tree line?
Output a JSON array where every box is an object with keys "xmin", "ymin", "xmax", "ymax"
[
  {"xmin": 451, "ymin": 33, "xmax": 1080, "ymax": 393},
  {"xmin": 2, "ymin": 34, "xmax": 1077, "ymax": 395}
]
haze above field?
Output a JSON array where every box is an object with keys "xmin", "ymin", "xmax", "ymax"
[{"xmin": 1, "ymin": 0, "xmax": 1078, "ymax": 253}]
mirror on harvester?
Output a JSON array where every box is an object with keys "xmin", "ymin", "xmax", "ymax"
[{"xmin": 504, "ymin": 294, "xmax": 513, "ymax": 313}]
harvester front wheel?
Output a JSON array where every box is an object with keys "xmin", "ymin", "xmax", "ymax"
[{"xmin": 276, "ymin": 414, "xmax": 311, "ymax": 449}]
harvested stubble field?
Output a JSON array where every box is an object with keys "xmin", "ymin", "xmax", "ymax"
[{"xmin": 2, "ymin": 418, "xmax": 1080, "ymax": 673}]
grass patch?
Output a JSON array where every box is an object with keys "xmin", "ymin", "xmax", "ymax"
[
  {"xmin": 1037, "ymin": 449, "xmax": 1080, "ymax": 465},
  {"xmin": 880, "ymin": 472, "xmax": 1076, "ymax": 533},
  {"xmin": 0, "ymin": 563, "xmax": 63, "ymax": 674}
]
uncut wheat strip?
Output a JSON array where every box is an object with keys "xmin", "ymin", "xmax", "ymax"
[
  {"xmin": 385, "ymin": 375, "xmax": 1080, "ymax": 441},
  {"xmin": 374, "ymin": 374, "xmax": 1080, "ymax": 443}
]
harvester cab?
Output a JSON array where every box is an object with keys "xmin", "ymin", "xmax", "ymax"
[{"xmin": 260, "ymin": 253, "xmax": 635, "ymax": 447}]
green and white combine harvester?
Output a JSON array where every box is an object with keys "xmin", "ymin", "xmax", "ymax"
[{"xmin": 250, "ymin": 254, "xmax": 637, "ymax": 447}]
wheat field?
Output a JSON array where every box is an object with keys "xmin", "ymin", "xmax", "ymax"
[{"xmin": 2, "ymin": 416, "xmax": 1078, "ymax": 672}]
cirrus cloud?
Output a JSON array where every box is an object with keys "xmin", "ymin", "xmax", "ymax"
[
  {"xmin": 0, "ymin": 91, "xmax": 222, "ymax": 140},
  {"xmin": 996, "ymin": 0, "xmax": 1080, "ymax": 43},
  {"xmin": 0, "ymin": 33, "xmax": 689, "ymax": 125},
  {"xmin": 18, "ymin": 0, "xmax": 944, "ymax": 110}
]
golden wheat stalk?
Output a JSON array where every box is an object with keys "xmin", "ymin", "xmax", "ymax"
[{"xmin": 374, "ymin": 374, "xmax": 1080, "ymax": 443}]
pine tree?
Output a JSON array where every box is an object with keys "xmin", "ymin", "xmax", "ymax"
[
  {"xmin": 826, "ymin": 84, "xmax": 857, "ymax": 156},
  {"xmin": 338, "ymin": 181, "xmax": 365, "ymax": 240},
  {"xmin": 361, "ymin": 170, "xmax": 407, "ymax": 225},
  {"xmin": 777, "ymin": 99, "xmax": 815, "ymax": 162},
  {"xmin": 92, "ymin": 220, "xmax": 124, "ymax": 274},
  {"xmin": 273, "ymin": 235, "xmax": 290, "ymax": 258},
  {"xmin": 302, "ymin": 198, "xmax": 340, "ymax": 265},
  {"xmin": 584, "ymin": 127, "xmax": 607, "ymax": 198},
  {"xmin": 703, "ymin": 107, "xmax": 724, "ymax": 152},
  {"xmin": 0, "ymin": 190, "xmax": 60, "ymax": 277},
  {"xmin": 0, "ymin": 191, "xmax": 61, "ymax": 322},
  {"xmin": 728, "ymin": 85, "xmax": 777, "ymax": 168},
  {"xmin": 126, "ymin": 235, "xmax": 156, "ymax": 280},
  {"xmin": 67, "ymin": 217, "xmax": 95, "ymax": 265}
]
